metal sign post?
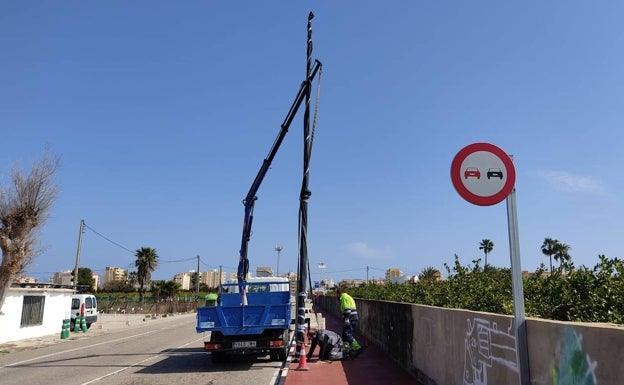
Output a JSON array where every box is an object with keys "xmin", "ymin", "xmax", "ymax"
[
  {"xmin": 451, "ymin": 143, "xmax": 530, "ymax": 385},
  {"xmin": 506, "ymin": 184, "xmax": 530, "ymax": 385}
]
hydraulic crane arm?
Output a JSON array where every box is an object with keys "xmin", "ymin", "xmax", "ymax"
[{"xmin": 237, "ymin": 59, "xmax": 322, "ymax": 305}]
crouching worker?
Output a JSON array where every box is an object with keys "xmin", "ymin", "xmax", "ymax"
[{"xmin": 307, "ymin": 328, "xmax": 344, "ymax": 361}]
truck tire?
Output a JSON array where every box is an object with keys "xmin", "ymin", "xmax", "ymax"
[{"xmin": 278, "ymin": 347, "xmax": 288, "ymax": 361}]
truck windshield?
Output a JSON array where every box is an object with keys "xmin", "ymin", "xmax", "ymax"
[{"xmin": 223, "ymin": 282, "xmax": 288, "ymax": 294}]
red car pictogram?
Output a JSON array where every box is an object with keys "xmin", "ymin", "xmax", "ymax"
[{"xmin": 464, "ymin": 167, "xmax": 481, "ymax": 179}]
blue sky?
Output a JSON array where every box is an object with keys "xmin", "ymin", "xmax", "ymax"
[{"xmin": 2, "ymin": 1, "xmax": 623, "ymax": 285}]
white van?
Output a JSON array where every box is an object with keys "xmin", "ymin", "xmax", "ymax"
[{"xmin": 70, "ymin": 294, "xmax": 98, "ymax": 329}]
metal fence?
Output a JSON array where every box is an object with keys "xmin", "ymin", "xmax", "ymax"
[{"xmin": 97, "ymin": 296, "xmax": 202, "ymax": 315}]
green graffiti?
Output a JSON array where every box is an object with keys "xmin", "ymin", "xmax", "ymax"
[{"xmin": 551, "ymin": 327, "xmax": 597, "ymax": 385}]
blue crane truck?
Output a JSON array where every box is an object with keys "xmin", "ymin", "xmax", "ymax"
[
  {"xmin": 196, "ymin": 277, "xmax": 291, "ymax": 362},
  {"xmin": 196, "ymin": 12, "xmax": 322, "ymax": 363}
]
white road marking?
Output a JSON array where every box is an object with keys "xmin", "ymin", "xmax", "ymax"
[{"xmin": 80, "ymin": 337, "xmax": 204, "ymax": 385}]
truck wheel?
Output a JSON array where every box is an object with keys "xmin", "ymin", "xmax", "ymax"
[{"xmin": 278, "ymin": 347, "xmax": 287, "ymax": 361}]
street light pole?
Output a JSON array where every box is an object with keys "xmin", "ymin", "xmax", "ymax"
[
  {"xmin": 275, "ymin": 245, "xmax": 283, "ymax": 276},
  {"xmin": 318, "ymin": 262, "xmax": 326, "ymax": 291}
]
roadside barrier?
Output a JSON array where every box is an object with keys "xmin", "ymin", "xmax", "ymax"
[
  {"xmin": 73, "ymin": 316, "xmax": 81, "ymax": 333},
  {"xmin": 60, "ymin": 319, "xmax": 70, "ymax": 339},
  {"xmin": 80, "ymin": 315, "xmax": 87, "ymax": 332}
]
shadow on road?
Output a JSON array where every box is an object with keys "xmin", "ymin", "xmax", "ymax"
[{"xmin": 136, "ymin": 347, "xmax": 282, "ymax": 374}]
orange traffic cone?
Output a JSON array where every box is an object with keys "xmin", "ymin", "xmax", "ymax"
[{"xmin": 296, "ymin": 346, "xmax": 309, "ymax": 370}]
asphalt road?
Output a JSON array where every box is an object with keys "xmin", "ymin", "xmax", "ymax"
[{"xmin": 0, "ymin": 313, "xmax": 288, "ymax": 385}]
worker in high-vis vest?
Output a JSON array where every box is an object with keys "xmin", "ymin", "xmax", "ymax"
[{"xmin": 337, "ymin": 287, "xmax": 362, "ymax": 353}]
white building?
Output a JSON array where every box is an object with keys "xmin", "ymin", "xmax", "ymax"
[
  {"xmin": 0, "ymin": 284, "xmax": 73, "ymax": 344},
  {"xmin": 200, "ymin": 269, "xmax": 226, "ymax": 289},
  {"xmin": 52, "ymin": 270, "xmax": 74, "ymax": 286},
  {"xmin": 173, "ymin": 272, "xmax": 192, "ymax": 290},
  {"xmin": 104, "ymin": 267, "xmax": 127, "ymax": 285}
]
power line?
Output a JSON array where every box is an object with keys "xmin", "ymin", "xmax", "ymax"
[
  {"xmin": 159, "ymin": 257, "xmax": 196, "ymax": 264},
  {"xmin": 66, "ymin": 222, "xmax": 240, "ymax": 279},
  {"xmin": 83, "ymin": 223, "xmax": 135, "ymax": 254},
  {"xmin": 83, "ymin": 224, "xmax": 198, "ymax": 265}
]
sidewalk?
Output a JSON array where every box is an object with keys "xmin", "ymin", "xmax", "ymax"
[{"xmin": 282, "ymin": 309, "xmax": 418, "ymax": 385}]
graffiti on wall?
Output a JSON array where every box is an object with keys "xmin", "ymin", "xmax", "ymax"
[
  {"xmin": 551, "ymin": 327, "xmax": 597, "ymax": 385},
  {"xmin": 463, "ymin": 317, "xmax": 519, "ymax": 385}
]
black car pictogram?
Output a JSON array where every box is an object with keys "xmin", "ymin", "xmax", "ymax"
[{"xmin": 486, "ymin": 168, "xmax": 503, "ymax": 179}]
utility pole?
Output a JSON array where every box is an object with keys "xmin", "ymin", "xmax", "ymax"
[
  {"xmin": 218, "ymin": 264, "xmax": 223, "ymax": 299},
  {"xmin": 73, "ymin": 219, "xmax": 85, "ymax": 291},
  {"xmin": 366, "ymin": 265, "xmax": 369, "ymax": 284},
  {"xmin": 196, "ymin": 255, "xmax": 200, "ymax": 299}
]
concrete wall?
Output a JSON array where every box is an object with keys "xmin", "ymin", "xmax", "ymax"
[
  {"xmin": 318, "ymin": 296, "xmax": 624, "ymax": 385},
  {"xmin": 0, "ymin": 287, "xmax": 73, "ymax": 344}
]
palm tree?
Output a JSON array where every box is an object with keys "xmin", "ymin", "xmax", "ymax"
[
  {"xmin": 541, "ymin": 238, "xmax": 557, "ymax": 272},
  {"xmin": 127, "ymin": 271, "xmax": 138, "ymax": 289},
  {"xmin": 479, "ymin": 239, "xmax": 494, "ymax": 266},
  {"xmin": 419, "ymin": 266, "xmax": 440, "ymax": 283},
  {"xmin": 553, "ymin": 242, "xmax": 571, "ymax": 269},
  {"xmin": 135, "ymin": 247, "xmax": 159, "ymax": 302}
]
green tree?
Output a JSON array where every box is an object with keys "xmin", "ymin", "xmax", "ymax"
[
  {"xmin": 127, "ymin": 271, "xmax": 138, "ymax": 289},
  {"xmin": 419, "ymin": 266, "xmax": 440, "ymax": 283},
  {"xmin": 77, "ymin": 267, "xmax": 96, "ymax": 292},
  {"xmin": 553, "ymin": 242, "xmax": 571, "ymax": 269},
  {"xmin": 135, "ymin": 247, "xmax": 159, "ymax": 302},
  {"xmin": 347, "ymin": 253, "xmax": 624, "ymax": 325},
  {"xmin": 479, "ymin": 239, "xmax": 494, "ymax": 266},
  {"xmin": 101, "ymin": 280, "xmax": 133, "ymax": 293},
  {"xmin": 161, "ymin": 280, "xmax": 180, "ymax": 299},
  {"xmin": 150, "ymin": 280, "xmax": 164, "ymax": 301},
  {"xmin": 0, "ymin": 153, "xmax": 59, "ymax": 312},
  {"xmin": 150, "ymin": 280, "xmax": 180, "ymax": 300},
  {"xmin": 541, "ymin": 238, "xmax": 558, "ymax": 272},
  {"xmin": 191, "ymin": 271, "xmax": 199, "ymax": 294}
]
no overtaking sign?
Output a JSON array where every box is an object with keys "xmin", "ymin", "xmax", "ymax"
[{"xmin": 451, "ymin": 142, "xmax": 516, "ymax": 206}]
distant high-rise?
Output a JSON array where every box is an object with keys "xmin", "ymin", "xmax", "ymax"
[
  {"xmin": 173, "ymin": 272, "xmax": 192, "ymax": 290},
  {"xmin": 199, "ymin": 269, "xmax": 226, "ymax": 289},
  {"xmin": 385, "ymin": 268, "xmax": 403, "ymax": 282},
  {"xmin": 52, "ymin": 270, "xmax": 74, "ymax": 286},
  {"xmin": 104, "ymin": 267, "xmax": 127, "ymax": 285}
]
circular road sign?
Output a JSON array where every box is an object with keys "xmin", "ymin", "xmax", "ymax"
[{"xmin": 451, "ymin": 142, "xmax": 516, "ymax": 206}]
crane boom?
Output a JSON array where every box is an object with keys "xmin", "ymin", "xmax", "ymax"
[{"xmin": 237, "ymin": 59, "xmax": 322, "ymax": 305}]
